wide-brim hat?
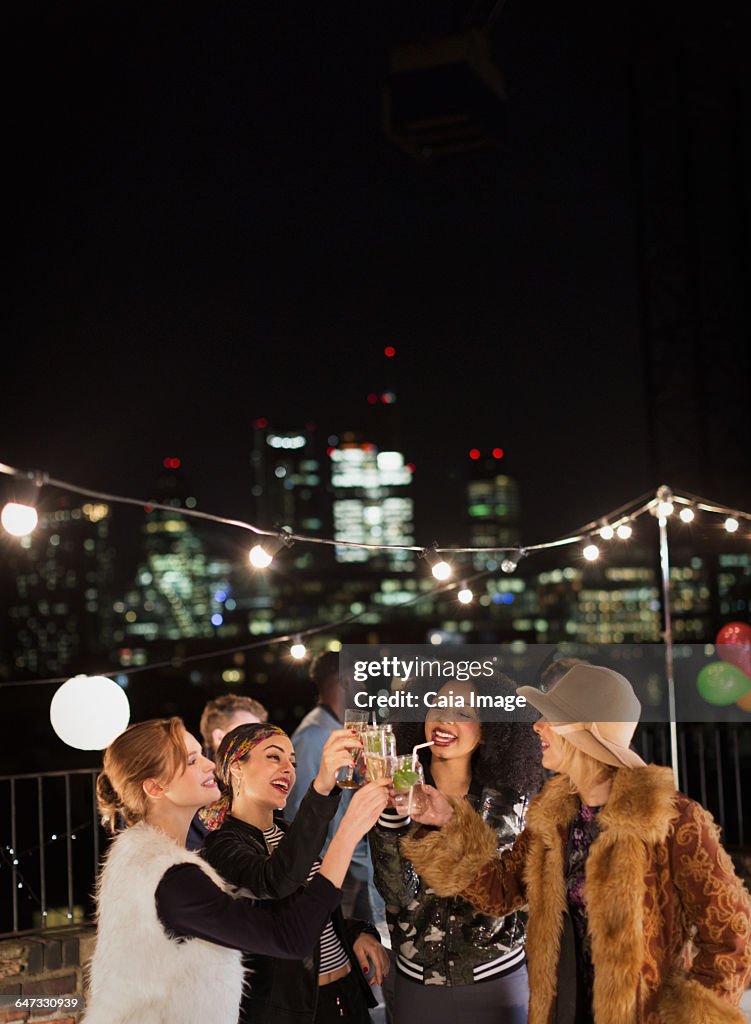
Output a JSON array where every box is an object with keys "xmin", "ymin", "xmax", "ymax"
[{"xmin": 516, "ymin": 664, "xmax": 646, "ymax": 769}]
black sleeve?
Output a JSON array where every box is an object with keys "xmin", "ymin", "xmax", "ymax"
[
  {"xmin": 155, "ymin": 863, "xmax": 340, "ymax": 958},
  {"xmin": 203, "ymin": 784, "xmax": 341, "ymax": 899}
]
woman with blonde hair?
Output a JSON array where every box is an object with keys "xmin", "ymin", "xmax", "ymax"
[
  {"xmin": 82, "ymin": 717, "xmax": 388, "ymax": 1024},
  {"xmin": 401, "ymin": 664, "xmax": 751, "ymax": 1024}
]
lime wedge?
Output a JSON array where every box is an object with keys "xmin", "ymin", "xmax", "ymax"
[{"xmin": 392, "ymin": 768, "xmax": 420, "ymax": 791}]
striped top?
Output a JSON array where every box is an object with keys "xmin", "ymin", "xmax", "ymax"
[{"xmin": 263, "ymin": 823, "xmax": 349, "ymax": 976}]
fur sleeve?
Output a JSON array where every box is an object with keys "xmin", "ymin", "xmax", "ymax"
[{"xmin": 401, "ymin": 796, "xmax": 521, "ymax": 908}]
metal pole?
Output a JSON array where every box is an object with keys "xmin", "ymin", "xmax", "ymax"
[{"xmin": 657, "ymin": 493, "xmax": 680, "ymax": 789}]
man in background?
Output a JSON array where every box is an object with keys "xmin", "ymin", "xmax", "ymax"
[{"xmin": 200, "ymin": 693, "xmax": 268, "ymax": 760}]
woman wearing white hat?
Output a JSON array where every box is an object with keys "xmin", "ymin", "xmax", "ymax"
[{"xmin": 399, "ymin": 664, "xmax": 751, "ymax": 1024}]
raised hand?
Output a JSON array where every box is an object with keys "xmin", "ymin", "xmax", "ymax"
[
  {"xmin": 407, "ymin": 784, "xmax": 454, "ymax": 827},
  {"xmin": 313, "ymin": 728, "xmax": 362, "ymax": 795},
  {"xmin": 339, "ymin": 779, "xmax": 390, "ymax": 838}
]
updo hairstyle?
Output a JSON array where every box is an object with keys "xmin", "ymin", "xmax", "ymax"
[{"xmin": 96, "ymin": 717, "xmax": 187, "ymax": 834}]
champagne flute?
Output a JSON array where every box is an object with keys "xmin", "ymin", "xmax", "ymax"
[
  {"xmin": 337, "ymin": 710, "xmax": 369, "ymax": 789},
  {"xmin": 362, "ymin": 725, "xmax": 397, "ymax": 782}
]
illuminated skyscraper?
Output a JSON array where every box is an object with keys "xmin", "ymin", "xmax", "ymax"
[
  {"xmin": 466, "ymin": 449, "xmax": 521, "ymax": 569},
  {"xmin": 330, "ymin": 434, "xmax": 415, "ymax": 572},
  {"xmin": 250, "ymin": 420, "xmax": 327, "ymax": 569},
  {"xmin": 6, "ymin": 495, "xmax": 115, "ymax": 675},
  {"xmin": 115, "ymin": 460, "xmax": 232, "ymax": 657}
]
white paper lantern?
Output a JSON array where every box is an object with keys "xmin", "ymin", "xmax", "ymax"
[{"xmin": 50, "ymin": 675, "xmax": 130, "ymax": 750}]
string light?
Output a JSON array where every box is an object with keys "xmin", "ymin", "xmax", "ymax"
[
  {"xmin": 249, "ymin": 545, "xmax": 273, "ymax": 568},
  {"xmin": 289, "ymin": 637, "xmax": 307, "ymax": 660},
  {"xmin": 599, "ymin": 523, "xmax": 614, "ymax": 541},
  {"xmin": 679, "ymin": 506, "xmax": 695, "ymax": 523},
  {"xmin": 457, "ymin": 585, "xmax": 473, "ymax": 604},
  {"xmin": 582, "ymin": 539, "xmax": 600, "ymax": 562},
  {"xmin": 724, "ymin": 516, "xmax": 739, "ymax": 533},
  {"xmin": 500, "ymin": 549, "xmax": 524, "ymax": 574},
  {"xmin": 2, "ymin": 458, "xmax": 750, "ymax": 693},
  {"xmin": 1, "ymin": 502, "xmax": 38, "ymax": 537},
  {"xmin": 421, "ymin": 545, "xmax": 452, "ymax": 581},
  {"xmin": 248, "ymin": 528, "xmax": 294, "ymax": 569}
]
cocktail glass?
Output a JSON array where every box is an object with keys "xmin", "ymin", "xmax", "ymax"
[{"xmin": 391, "ymin": 756, "xmax": 426, "ymax": 816}]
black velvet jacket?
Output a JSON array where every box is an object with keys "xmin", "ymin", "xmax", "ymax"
[{"xmin": 202, "ymin": 784, "xmax": 379, "ymax": 1024}]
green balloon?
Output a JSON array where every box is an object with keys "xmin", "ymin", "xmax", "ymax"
[{"xmin": 697, "ymin": 661, "xmax": 751, "ymax": 706}]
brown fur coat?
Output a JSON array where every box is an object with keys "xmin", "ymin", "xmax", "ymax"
[{"xmin": 403, "ymin": 766, "xmax": 751, "ymax": 1024}]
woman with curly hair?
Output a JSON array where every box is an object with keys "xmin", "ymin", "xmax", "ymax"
[{"xmin": 370, "ymin": 675, "xmax": 543, "ymax": 1023}]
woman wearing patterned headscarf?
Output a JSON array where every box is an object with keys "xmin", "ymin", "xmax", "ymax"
[{"xmin": 202, "ymin": 722, "xmax": 390, "ymax": 1024}]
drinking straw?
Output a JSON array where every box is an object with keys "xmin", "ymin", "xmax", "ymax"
[{"xmin": 411, "ymin": 741, "xmax": 434, "ymax": 771}]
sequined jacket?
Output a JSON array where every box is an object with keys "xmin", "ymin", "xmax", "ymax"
[
  {"xmin": 404, "ymin": 766, "xmax": 751, "ymax": 1024},
  {"xmin": 370, "ymin": 784, "xmax": 529, "ymax": 987}
]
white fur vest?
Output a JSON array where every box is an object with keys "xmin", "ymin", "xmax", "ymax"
[{"xmin": 82, "ymin": 821, "xmax": 245, "ymax": 1024}]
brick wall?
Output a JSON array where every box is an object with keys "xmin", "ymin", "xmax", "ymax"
[{"xmin": 0, "ymin": 927, "xmax": 94, "ymax": 1024}]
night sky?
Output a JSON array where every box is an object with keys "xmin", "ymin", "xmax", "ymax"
[{"xmin": 4, "ymin": 1, "xmax": 750, "ymax": 545}]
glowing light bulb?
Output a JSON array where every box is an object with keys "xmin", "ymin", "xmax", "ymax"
[
  {"xmin": 583, "ymin": 542, "xmax": 600, "ymax": 562},
  {"xmin": 249, "ymin": 544, "xmax": 274, "ymax": 568},
  {"xmin": 657, "ymin": 500, "xmax": 674, "ymax": 518},
  {"xmin": 457, "ymin": 587, "xmax": 473, "ymax": 604},
  {"xmin": 679, "ymin": 507, "xmax": 695, "ymax": 523},
  {"xmin": 432, "ymin": 560, "xmax": 452, "ymax": 581},
  {"xmin": 290, "ymin": 639, "xmax": 307, "ymax": 660},
  {"xmin": 616, "ymin": 523, "xmax": 632, "ymax": 540},
  {"xmin": 724, "ymin": 517, "xmax": 739, "ymax": 533},
  {"xmin": 2, "ymin": 502, "xmax": 38, "ymax": 537},
  {"xmin": 599, "ymin": 525, "xmax": 614, "ymax": 541},
  {"xmin": 422, "ymin": 545, "xmax": 453, "ymax": 581},
  {"xmin": 501, "ymin": 550, "xmax": 523, "ymax": 574}
]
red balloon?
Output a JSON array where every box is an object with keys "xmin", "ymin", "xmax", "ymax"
[{"xmin": 716, "ymin": 621, "xmax": 751, "ymax": 678}]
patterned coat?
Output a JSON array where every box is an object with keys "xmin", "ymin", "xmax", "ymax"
[{"xmin": 404, "ymin": 765, "xmax": 751, "ymax": 1024}]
